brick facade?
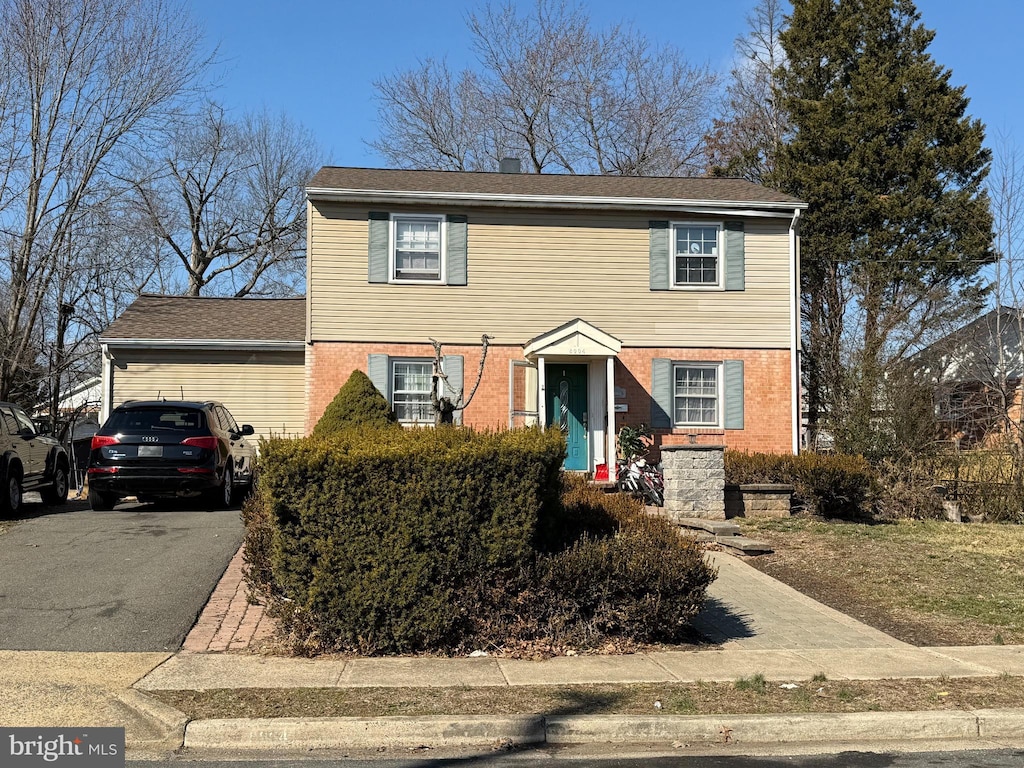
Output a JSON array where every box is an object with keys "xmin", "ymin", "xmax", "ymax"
[
  {"xmin": 614, "ymin": 347, "xmax": 793, "ymax": 457},
  {"xmin": 307, "ymin": 341, "xmax": 793, "ymax": 456}
]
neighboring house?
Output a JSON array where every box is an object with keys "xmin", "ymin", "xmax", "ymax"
[
  {"xmin": 33, "ymin": 374, "xmax": 102, "ymax": 422},
  {"xmin": 915, "ymin": 306, "xmax": 1024, "ymax": 447},
  {"xmin": 305, "ymin": 166, "xmax": 806, "ymax": 470},
  {"xmin": 99, "ymin": 295, "xmax": 306, "ymax": 443}
]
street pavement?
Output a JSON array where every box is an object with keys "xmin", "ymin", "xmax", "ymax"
[
  {"xmin": 0, "ymin": 497, "xmax": 243, "ymax": 651},
  {"xmin": 124, "ymin": 748, "xmax": 1024, "ymax": 767}
]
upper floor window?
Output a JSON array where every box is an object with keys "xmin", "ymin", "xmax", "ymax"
[
  {"xmin": 672, "ymin": 223, "xmax": 721, "ymax": 288},
  {"xmin": 392, "ymin": 214, "xmax": 444, "ymax": 283}
]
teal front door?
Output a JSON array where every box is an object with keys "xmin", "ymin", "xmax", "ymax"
[{"xmin": 546, "ymin": 364, "xmax": 588, "ymax": 471}]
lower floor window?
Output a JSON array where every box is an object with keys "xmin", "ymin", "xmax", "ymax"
[
  {"xmin": 392, "ymin": 360, "xmax": 434, "ymax": 423},
  {"xmin": 674, "ymin": 364, "xmax": 720, "ymax": 426}
]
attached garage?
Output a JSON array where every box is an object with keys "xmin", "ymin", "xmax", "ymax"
[{"xmin": 99, "ymin": 296, "xmax": 306, "ymax": 442}]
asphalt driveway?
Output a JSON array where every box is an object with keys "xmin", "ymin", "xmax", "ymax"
[{"xmin": 0, "ymin": 496, "xmax": 243, "ymax": 652}]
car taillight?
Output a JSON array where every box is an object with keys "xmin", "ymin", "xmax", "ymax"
[
  {"xmin": 181, "ymin": 436, "xmax": 219, "ymax": 451},
  {"xmin": 91, "ymin": 435, "xmax": 120, "ymax": 450}
]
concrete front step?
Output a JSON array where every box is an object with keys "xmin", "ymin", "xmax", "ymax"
[
  {"xmin": 648, "ymin": 513, "xmax": 772, "ymax": 556},
  {"xmin": 676, "ymin": 518, "xmax": 742, "ymax": 537},
  {"xmin": 716, "ymin": 535, "xmax": 773, "ymax": 556}
]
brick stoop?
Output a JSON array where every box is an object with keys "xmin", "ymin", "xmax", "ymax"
[{"xmin": 183, "ymin": 545, "xmax": 278, "ymax": 653}]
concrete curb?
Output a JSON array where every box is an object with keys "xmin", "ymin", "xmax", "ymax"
[
  {"xmin": 182, "ymin": 709, "xmax": 1024, "ymax": 752},
  {"xmin": 111, "ymin": 689, "xmax": 188, "ymax": 756},
  {"xmin": 185, "ymin": 715, "xmax": 546, "ymax": 751}
]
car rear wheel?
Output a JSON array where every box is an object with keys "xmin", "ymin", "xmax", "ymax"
[
  {"xmin": 88, "ymin": 488, "xmax": 118, "ymax": 511},
  {"xmin": 1, "ymin": 470, "xmax": 22, "ymax": 517},
  {"xmin": 41, "ymin": 463, "xmax": 69, "ymax": 506},
  {"xmin": 219, "ymin": 465, "xmax": 234, "ymax": 509}
]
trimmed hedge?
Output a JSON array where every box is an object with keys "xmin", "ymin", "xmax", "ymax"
[
  {"xmin": 259, "ymin": 426, "xmax": 565, "ymax": 654},
  {"xmin": 725, "ymin": 451, "xmax": 877, "ymax": 520},
  {"xmin": 247, "ymin": 433, "xmax": 716, "ymax": 655}
]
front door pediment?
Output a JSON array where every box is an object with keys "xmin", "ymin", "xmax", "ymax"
[{"xmin": 524, "ymin": 319, "xmax": 621, "ymax": 360}]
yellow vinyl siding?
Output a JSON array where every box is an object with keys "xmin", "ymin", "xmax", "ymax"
[
  {"xmin": 109, "ymin": 350, "xmax": 304, "ymax": 442},
  {"xmin": 309, "ymin": 204, "xmax": 793, "ymax": 348}
]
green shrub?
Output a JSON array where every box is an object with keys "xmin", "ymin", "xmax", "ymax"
[
  {"xmin": 249, "ymin": 430, "xmax": 716, "ymax": 655},
  {"xmin": 312, "ymin": 369, "xmax": 396, "ymax": 436},
  {"xmin": 725, "ymin": 451, "xmax": 877, "ymax": 519},
  {"xmin": 259, "ymin": 426, "xmax": 565, "ymax": 654}
]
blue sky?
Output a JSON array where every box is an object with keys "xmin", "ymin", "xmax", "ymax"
[{"xmin": 191, "ymin": 0, "xmax": 1024, "ymax": 169}]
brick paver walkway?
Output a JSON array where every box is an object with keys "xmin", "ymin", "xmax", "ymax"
[{"xmin": 182, "ymin": 545, "xmax": 277, "ymax": 653}]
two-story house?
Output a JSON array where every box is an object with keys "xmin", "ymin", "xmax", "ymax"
[{"xmin": 305, "ymin": 166, "xmax": 805, "ymax": 472}]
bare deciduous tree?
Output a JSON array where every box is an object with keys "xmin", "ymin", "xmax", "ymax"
[
  {"xmin": 704, "ymin": 0, "xmax": 788, "ymax": 182},
  {"xmin": 129, "ymin": 103, "xmax": 321, "ymax": 297},
  {"xmin": 0, "ymin": 0, "xmax": 209, "ymax": 402},
  {"xmin": 429, "ymin": 335, "xmax": 493, "ymax": 426},
  {"xmin": 370, "ymin": 0, "xmax": 717, "ymax": 176}
]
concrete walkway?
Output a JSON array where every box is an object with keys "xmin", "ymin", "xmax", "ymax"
[{"xmin": 693, "ymin": 551, "xmax": 908, "ymax": 650}]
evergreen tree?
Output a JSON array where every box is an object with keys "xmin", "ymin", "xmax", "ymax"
[
  {"xmin": 313, "ymin": 370, "xmax": 397, "ymax": 437},
  {"xmin": 775, "ymin": 0, "xmax": 994, "ymax": 454}
]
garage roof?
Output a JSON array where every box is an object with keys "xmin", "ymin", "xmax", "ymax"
[{"xmin": 100, "ymin": 295, "xmax": 305, "ymax": 346}]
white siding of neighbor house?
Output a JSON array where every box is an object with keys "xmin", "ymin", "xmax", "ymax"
[
  {"xmin": 308, "ymin": 203, "xmax": 793, "ymax": 349},
  {"xmin": 108, "ymin": 349, "xmax": 305, "ymax": 442}
]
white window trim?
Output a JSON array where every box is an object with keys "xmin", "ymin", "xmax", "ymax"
[
  {"xmin": 670, "ymin": 220, "xmax": 724, "ymax": 291},
  {"xmin": 508, "ymin": 359, "xmax": 540, "ymax": 428},
  {"xmin": 672, "ymin": 361, "xmax": 724, "ymax": 428},
  {"xmin": 390, "ymin": 357, "xmax": 437, "ymax": 425},
  {"xmin": 389, "ymin": 213, "xmax": 446, "ymax": 285}
]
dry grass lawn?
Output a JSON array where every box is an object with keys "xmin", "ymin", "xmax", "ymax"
[
  {"xmin": 736, "ymin": 518, "xmax": 1024, "ymax": 646},
  {"xmin": 152, "ymin": 675, "xmax": 1024, "ymax": 720}
]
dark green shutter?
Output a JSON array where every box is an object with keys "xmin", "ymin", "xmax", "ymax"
[
  {"xmin": 368, "ymin": 354, "xmax": 389, "ymax": 400},
  {"xmin": 446, "ymin": 215, "xmax": 468, "ymax": 285},
  {"xmin": 649, "ymin": 221, "xmax": 670, "ymax": 290},
  {"xmin": 443, "ymin": 354, "xmax": 465, "ymax": 425},
  {"xmin": 651, "ymin": 358, "xmax": 672, "ymax": 428},
  {"xmin": 723, "ymin": 359, "xmax": 745, "ymax": 429},
  {"xmin": 368, "ymin": 212, "xmax": 389, "ymax": 284},
  {"xmin": 724, "ymin": 221, "xmax": 745, "ymax": 291}
]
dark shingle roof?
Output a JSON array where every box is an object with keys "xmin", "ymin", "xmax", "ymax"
[
  {"xmin": 101, "ymin": 295, "xmax": 305, "ymax": 342},
  {"xmin": 307, "ymin": 167, "xmax": 804, "ymax": 207}
]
